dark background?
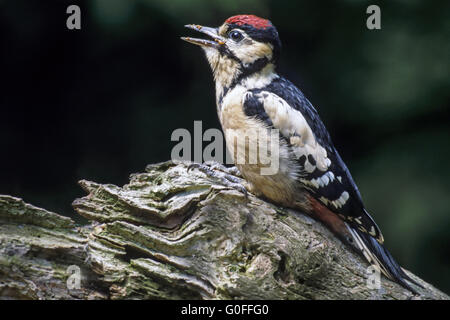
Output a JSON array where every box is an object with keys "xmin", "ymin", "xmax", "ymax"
[{"xmin": 1, "ymin": 0, "xmax": 449, "ymax": 293}]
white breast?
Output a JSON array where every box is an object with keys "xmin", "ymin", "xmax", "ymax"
[{"xmin": 217, "ymin": 86, "xmax": 304, "ymax": 207}]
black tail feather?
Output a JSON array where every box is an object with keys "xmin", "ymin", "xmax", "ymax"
[{"xmin": 349, "ymin": 226, "xmax": 422, "ymax": 295}]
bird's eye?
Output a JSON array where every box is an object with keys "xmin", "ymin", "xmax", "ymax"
[{"xmin": 229, "ymin": 30, "xmax": 243, "ymax": 42}]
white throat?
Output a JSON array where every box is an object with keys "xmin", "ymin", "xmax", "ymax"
[{"xmin": 215, "ymin": 63, "xmax": 278, "ymax": 105}]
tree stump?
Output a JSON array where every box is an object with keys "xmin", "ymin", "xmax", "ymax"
[{"xmin": 0, "ymin": 161, "xmax": 447, "ymax": 300}]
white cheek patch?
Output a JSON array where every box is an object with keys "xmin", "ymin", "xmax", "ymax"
[
  {"xmin": 231, "ymin": 41, "xmax": 273, "ymax": 66},
  {"xmin": 260, "ymin": 91, "xmax": 331, "ymax": 173}
]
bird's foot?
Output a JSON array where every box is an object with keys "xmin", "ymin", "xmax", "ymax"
[
  {"xmin": 187, "ymin": 162, "xmax": 247, "ymax": 196},
  {"xmin": 201, "ymin": 161, "xmax": 243, "ymax": 177}
]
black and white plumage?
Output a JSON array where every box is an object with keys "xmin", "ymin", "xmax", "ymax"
[
  {"xmin": 243, "ymin": 77, "xmax": 384, "ymax": 242},
  {"xmin": 242, "ymin": 77, "xmax": 421, "ymax": 292},
  {"xmin": 182, "ymin": 14, "xmax": 421, "ymax": 294}
]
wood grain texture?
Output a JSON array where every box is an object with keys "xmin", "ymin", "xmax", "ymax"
[{"xmin": 0, "ymin": 161, "xmax": 447, "ymax": 300}]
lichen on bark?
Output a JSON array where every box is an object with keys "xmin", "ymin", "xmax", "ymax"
[{"xmin": 0, "ymin": 161, "xmax": 448, "ymax": 300}]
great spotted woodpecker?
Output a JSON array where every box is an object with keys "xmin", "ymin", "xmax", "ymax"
[{"xmin": 182, "ymin": 15, "xmax": 421, "ymax": 294}]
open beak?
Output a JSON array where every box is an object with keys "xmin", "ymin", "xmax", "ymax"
[{"xmin": 181, "ymin": 24, "xmax": 226, "ymax": 49}]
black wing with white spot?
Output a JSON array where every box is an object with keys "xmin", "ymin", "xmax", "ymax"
[{"xmin": 243, "ymin": 76, "xmax": 384, "ymax": 243}]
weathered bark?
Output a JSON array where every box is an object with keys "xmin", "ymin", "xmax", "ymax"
[{"xmin": 0, "ymin": 161, "xmax": 447, "ymax": 300}]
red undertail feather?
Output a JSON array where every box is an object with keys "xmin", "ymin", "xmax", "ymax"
[{"xmin": 307, "ymin": 194, "xmax": 351, "ymax": 241}]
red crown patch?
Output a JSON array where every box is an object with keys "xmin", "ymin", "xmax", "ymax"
[{"xmin": 225, "ymin": 15, "xmax": 272, "ymax": 30}]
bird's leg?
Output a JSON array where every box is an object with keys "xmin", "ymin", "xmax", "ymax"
[
  {"xmin": 202, "ymin": 161, "xmax": 243, "ymax": 177},
  {"xmin": 187, "ymin": 161, "xmax": 248, "ymax": 196}
]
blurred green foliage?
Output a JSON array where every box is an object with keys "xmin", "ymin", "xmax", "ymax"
[{"xmin": 1, "ymin": 0, "xmax": 449, "ymax": 293}]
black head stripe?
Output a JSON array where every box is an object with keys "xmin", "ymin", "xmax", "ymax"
[
  {"xmin": 218, "ymin": 45, "xmax": 240, "ymax": 63},
  {"xmin": 219, "ymin": 57, "xmax": 270, "ymax": 105},
  {"xmin": 239, "ymin": 57, "xmax": 269, "ymax": 79}
]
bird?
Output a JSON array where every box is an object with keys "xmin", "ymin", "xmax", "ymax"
[{"xmin": 182, "ymin": 14, "xmax": 421, "ymax": 294}]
